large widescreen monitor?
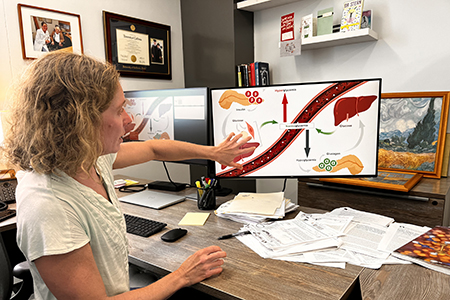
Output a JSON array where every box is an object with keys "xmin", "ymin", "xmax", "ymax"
[
  {"xmin": 210, "ymin": 79, "xmax": 382, "ymax": 178},
  {"xmin": 123, "ymin": 87, "xmax": 211, "ymax": 167}
]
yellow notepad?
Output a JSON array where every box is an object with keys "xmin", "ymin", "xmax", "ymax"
[{"xmin": 178, "ymin": 212, "xmax": 210, "ymax": 226}]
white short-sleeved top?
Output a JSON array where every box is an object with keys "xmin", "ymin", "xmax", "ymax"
[{"xmin": 16, "ymin": 154, "xmax": 130, "ymax": 300}]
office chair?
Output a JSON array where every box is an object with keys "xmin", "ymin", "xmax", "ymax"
[{"xmin": 0, "ymin": 235, "xmax": 33, "ymax": 300}]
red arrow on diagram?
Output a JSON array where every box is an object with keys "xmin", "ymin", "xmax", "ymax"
[{"xmin": 282, "ymin": 93, "xmax": 288, "ymax": 123}]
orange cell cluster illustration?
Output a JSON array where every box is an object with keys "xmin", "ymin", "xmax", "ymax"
[{"xmin": 313, "ymin": 154, "xmax": 364, "ymax": 175}]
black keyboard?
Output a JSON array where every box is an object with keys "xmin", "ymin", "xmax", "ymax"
[
  {"xmin": 124, "ymin": 214, "xmax": 167, "ymax": 237},
  {"xmin": 0, "ymin": 209, "xmax": 16, "ymax": 222}
]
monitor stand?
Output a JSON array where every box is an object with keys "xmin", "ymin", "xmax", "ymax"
[
  {"xmin": 147, "ymin": 181, "xmax": 187, "ymax": 192},
  {"xmin": 213, "ymin": 179, "xmax": 232, "ymax": 196},
  {"xmin": 214, "ymin": 187, "xmax": 232, "ymax": 197}
]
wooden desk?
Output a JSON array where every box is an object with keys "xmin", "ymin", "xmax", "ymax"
[
  {"xmin": 117, "ymin": 182, "xmax": 362, "ymax": 300},
  {"xmin": 5, "ymin": 176, "xmax": 450, "ymax": 299},
  {"xmin": 360, "ymin": 264, "xmax": 450, "ymax": 300}
]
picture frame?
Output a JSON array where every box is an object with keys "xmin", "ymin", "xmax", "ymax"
[
  {"xmin": 18, "ymin": 4, "xmax": 83, "ymax": 59},
  {"xmin": 103, "ymin": 11, "xmax": 171, "ymax": 80},
  {"xmin": 378, "ymin": 92, "xmax": 450, "ymax": 178},
  {"xmin": 320, "ymin": 170, "xmax": 423, "ymax": 192}
]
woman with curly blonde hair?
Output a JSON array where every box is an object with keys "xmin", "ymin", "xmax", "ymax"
[{"xmin": 3, "ymin": 51, "xmax": 253, "ymax": 300}]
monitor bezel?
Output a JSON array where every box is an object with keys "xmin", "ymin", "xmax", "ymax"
[
  {"xmin": 123, "ymin": 86, "xmax": 214, "ymax": 169},
  {"xmin": 209, "ymin": 78, "xmax": 382, "ymax": 179}
]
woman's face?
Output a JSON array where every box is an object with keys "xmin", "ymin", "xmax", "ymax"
[
  {"xmin": 100, "ymin": 84, "xmax": 133, "ymax": 154},
  {"xmin": 42, "ymin": 24, "xmax": 48, "ymax": 32}
]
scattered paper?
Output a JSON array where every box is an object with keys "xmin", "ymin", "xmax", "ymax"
[
  {"xmin": 224, "ymin": 192, "xmax": 285, "ymax": 215},
  {"xmin": 215, "ymin": 192, "xmax": 298, "ymax": 224},
  {"xmin": 234, "ymin": 206, "xmax": 435, "ymax": 271}
]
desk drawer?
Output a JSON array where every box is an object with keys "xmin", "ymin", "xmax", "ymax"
[{"xmin": 298, "ymin": 181, "xmax": 444, "ymax": 227}]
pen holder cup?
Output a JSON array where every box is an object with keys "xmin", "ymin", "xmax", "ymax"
[{"xmin": 197, "ymin": 187, "xmax": 216, "ymax": 210}]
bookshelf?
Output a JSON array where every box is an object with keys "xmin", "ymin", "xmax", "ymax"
[
  {"xmin": 302, "ymin": 28, "xmax": 377, "ymax": 50},
  {"xmin": 301, "ymin": 28, "xmax": 378, "ymax": 50},
  {"xmin": 238, "ymin": 1, "xmax": 378, "ymax": 50},
  {"xmin": 237, "ymin": 0, "xmax": 300, "ymax": 11}
]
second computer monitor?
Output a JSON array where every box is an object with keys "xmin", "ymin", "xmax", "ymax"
[{"xmin": 123, "ymin": 87, "xmax": 211, "ymax": 167}]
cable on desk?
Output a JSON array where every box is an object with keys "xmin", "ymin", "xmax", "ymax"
[
  {"xmin": 282, "ymin": 178, "xmax": 287, "ymax": 192},
  {"xmin": 163, "ymin": 161, "xmax": 182, "ymax": 189}
]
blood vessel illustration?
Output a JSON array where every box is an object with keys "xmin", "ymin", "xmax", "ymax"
[{"xmin": 217, "ymin": 81, "xmax": 368, "ymax": 177}]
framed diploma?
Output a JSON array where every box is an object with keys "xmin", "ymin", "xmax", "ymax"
[
  {"xmin": 18, "ymin": 4, "xmax": 83, "ymax": 59},
  {"xmin": 103, "ymin": 11, "xmax": 171, "ymax": 80}
]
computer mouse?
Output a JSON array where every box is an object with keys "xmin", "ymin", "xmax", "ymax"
[{"xmin": 161, "ymin": 228, "xmax": 187, "ymax": 242}]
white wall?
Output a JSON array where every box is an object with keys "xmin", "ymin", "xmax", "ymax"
[
  {"xmin": 253, "ymin": 0, "xmax": 450, "ymax": 92},
  {"xmin": 254, "ymin": 0, "xmax": 450, "ymax": 198},
  {"xmin": 0, "ymin": 0, "xmax": 191, "ymax": 183}
]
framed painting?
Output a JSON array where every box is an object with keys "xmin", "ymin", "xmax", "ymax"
[
  {"xmin": 379, "ymin": 92, "xmax": 450, "ymax": 178},
  {"xmin": 18, "ymin": 4, "xmax": 83, "ymax": 59},
  {"xmin": 103, "ymin": 11, "xmax": 171, "ymax": 80},
  {"xmin": 320, "ymin": 170, "xmax": 423, "ymax": 192}
]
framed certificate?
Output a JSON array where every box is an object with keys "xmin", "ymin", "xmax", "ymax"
[{"xmin": 103, "ymin": 11, "xmax": 171, "ymax": 80}]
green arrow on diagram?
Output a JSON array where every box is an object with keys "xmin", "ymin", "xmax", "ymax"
[
  {"xmin": 316, "ymin": 128, "xmax": 335, "ymax": 135},
  {"xmin": 261, "ymin": 120, "xmax": 278, "ymax": 128}
]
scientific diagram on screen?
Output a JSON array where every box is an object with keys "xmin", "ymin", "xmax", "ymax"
[
  {"xmin": 211, "ymin": 79, "xmax": 381, "ymax": 178},
  {"xmin": 123, "ymin": 96, "xmax": 175, "ymax": 141}
]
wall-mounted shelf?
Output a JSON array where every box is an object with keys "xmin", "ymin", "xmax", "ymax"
[
  {"xmin": 302, "ymin": 28, "xmax": 378, "ymax": 50},
  {"xmin": 237, "ymin": 0, "xmax": 300, "ymax": 12}
]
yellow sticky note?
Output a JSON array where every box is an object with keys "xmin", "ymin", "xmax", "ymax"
[{"xmin": 178, "ymin": 212, "xmax": 210, "ymax": 226}]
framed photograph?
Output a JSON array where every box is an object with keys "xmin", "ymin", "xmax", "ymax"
[
  {"xmin": 103, "ymin": 11, "xmax": 171, "ymax": 80},
  {"xmin": 18, "ymin": 4, "xmax": 83, "ymax": 59},
  {"xmin": 379, "ymin": 92, "xmax": 450, "ymax": 178},
  {"xmin": 320, "ymin": 170, "xmax": 423, "ymax": 192}
]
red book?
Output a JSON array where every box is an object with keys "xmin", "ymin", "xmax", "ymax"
[{"xmin": 249, "ymin": 63, "xmax": 256, "ymax": 86}]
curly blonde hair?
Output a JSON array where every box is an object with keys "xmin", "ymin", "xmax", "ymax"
[{"xmin": 2, "ymin": 52, "xmax": 119, "ymax": 176}]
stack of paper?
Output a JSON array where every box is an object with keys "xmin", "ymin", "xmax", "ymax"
[
  {"xmin": 215, "ymin": 192, "xmax": 298, "ymax": 224},
  {"xmin": 236, "ymin": 207, "xmax": 431, "ymax": 270}
]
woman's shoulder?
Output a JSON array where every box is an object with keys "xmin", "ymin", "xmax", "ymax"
[{"xmin": 16, "ymin": 171, "xmax": 57, "ymax": 202}]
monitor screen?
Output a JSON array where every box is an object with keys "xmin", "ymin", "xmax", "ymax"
[
  {"xmin": 210, "ymin": 79, "xmax": 382, "ymax": 178},
  {"xmin": 123, "ymin": 87, "xmax": 211, "ymax": 166}
]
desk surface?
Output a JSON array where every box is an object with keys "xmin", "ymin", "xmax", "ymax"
[
  {"xmin": 118, "ymin": 179, "xmax": 450, "ymax": 300},
  {"xmin": 118, "ymin": 185, "xmax": 362, "ymax": 300},
  {"xmin": 360, "ymin": 264, "xmax": 450, "ymax": 300},
  {"xmin": 3, "ymin": 177, "xmax": 450, "ymax": 299}
]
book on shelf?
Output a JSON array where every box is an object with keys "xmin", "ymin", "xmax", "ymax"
[
  {"xmin": 249, "ymin": 62, "xmax": 256, "ymax": 87},
  {"xmin": 392, "ymin": 226, "xmax": 450, "ymax": 276},
  {"xmin": 236, "ymin": 62, "xmax": 270, "ymax": 87},
  {"xmin": 236, "ymin": 65, "xmax": 243, "ymax": 87},
  {"xmin": 255, "ymin": 62, "xmax": 269, "ymax": 86},
  {"xmin": 360, "ymin": 10, "xmax": 372, "ymax": 29},
  {"xmin": 316, "ymin": 7, "xmax": 334, "ymax": 36},
  {"xmin": 238, "ymin": 64, "xmax": 249, "ymax": 87},
  {"xmin": 301, "ymin": 14, "xmax": 316, "ymax": 39},
  {"xmin": 340, "ymin": 0, "xmax": 364, "ymax": 32}
]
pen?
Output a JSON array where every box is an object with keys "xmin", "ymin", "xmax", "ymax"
[
  {"xmin": 195, "ymin": 181, "xmax": 203, "ymax": 197},
  {"xmin": 218, "ymin": 230, "xmax": 251, "ymax": 240}
]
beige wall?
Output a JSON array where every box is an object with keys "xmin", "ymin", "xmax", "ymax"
[
  {"xmin": 0, "ymin": 0, "xmax": 185, "ymax": 109},
  {"xmin": 0, "ymin": 0, "xmax": 191, "ymax": 183}
]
